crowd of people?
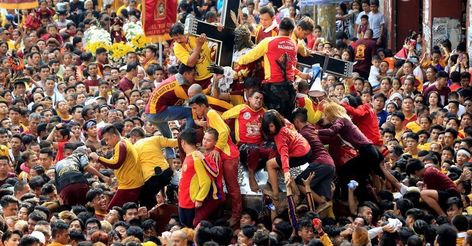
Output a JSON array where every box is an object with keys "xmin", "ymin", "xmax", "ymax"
[{"xmin": 0, "ymin": 0, "xmax": 470, "ymax": 245}]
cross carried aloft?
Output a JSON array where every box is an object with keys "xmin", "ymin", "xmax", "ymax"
[
  {"xmin": 184, "ymin": 1, "xmax": 240, "ymax": 67},
  {"xmin": 184, "ymin": 1, "xmax": 354, "ymax": 78}
]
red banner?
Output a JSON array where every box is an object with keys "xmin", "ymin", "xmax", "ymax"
[
  {"xmin": 142, "ymin": 0, "xmax": 177, "ymax": 38},
  {"xmin": 0, "ymin": 0, "xmax": 37, "ymax": 9}
]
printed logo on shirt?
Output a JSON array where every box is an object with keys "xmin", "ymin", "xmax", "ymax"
[
  {"xmin": 243, "ymin": 112, "xmax": 251, "ymax": 120},
  {"xmin": 355, "ymin": 44, "xmax": 366, "ymax": 61}
]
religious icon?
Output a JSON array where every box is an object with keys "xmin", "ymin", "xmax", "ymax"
[{"xmin": 154, "ymin": 0, "xmax": 166, "ymax": 20}]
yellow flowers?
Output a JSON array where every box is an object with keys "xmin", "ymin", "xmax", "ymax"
[
  {"xmin": 130, "ymin": 34, "xmax": 149, "ymax": 49},
  {"xmin": 84, "ymin": 41, "xmax": 110, "ymax": 55},
  {"xmin": 109, "ymin": 42, "xmax": 136, "ymax": 60}
]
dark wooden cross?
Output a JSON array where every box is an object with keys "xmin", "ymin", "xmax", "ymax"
[
  {"xmin": 184, "ymin": 1, "xmax": 240, "ymax": 67},
  {"xmin": 297, "ymin": 53, "xmax": 354, "ymax": 78}
]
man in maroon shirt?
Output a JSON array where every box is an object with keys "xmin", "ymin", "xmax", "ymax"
[
  {"xmin": 406, "ymin": 159, "xmax": 460, "ymax": 216},
  {"xmin": 352, "ymin": 29, "xmax": 377, "ymax": 79},
  {"xmin": 292, "ymin": 107, "xmax": 335, "ymax": 210},
  {"xmin": 118, "ymin": 62, "xmax": 138, "ymax": 97}
]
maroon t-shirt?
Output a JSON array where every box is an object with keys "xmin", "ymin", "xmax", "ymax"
[
  {"xmin": 118, "ymin": 77, "xmax": 134, "ymax": 92},
  {"xmin": 352, "ymin": 38, "xmax": 377, "ymax": 76},
  {"xmin": 423, "ymin": 167, "xmax": 458, "ymax": 192},
  {"xmin": 299, "ymin": 124, "xmax": 335, "ymax": 166}
]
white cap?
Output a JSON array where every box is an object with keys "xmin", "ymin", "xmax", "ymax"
[{"xmin": 30, "ymin": 231, "xmax": 46, "ymax": 244}]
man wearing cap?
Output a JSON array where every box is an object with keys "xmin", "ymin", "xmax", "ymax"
[{"xmin": 55, "ymin": 10, "xmax": 72, "ymax": 30}]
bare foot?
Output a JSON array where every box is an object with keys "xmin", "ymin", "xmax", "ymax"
[{"xmin": 248, "ymin": 174, "xmax": 259, "ymax": 192}]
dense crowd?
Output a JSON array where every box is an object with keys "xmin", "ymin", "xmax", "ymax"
[{"xmin": 0, "ymin": 0, "xmax": 470, "ymax": 245}]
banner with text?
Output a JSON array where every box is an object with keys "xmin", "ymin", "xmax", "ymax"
[{"xmin": 142, "ymin": 0, "xmax": 177, "ymax": 39}]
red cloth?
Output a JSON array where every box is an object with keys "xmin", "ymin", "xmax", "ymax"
[
  {"xmin": 274, "ymin": 126, "xmax": 311, "ymax": 173},
  {"xmin": 60, "ymin": 182, "xmax": 89, "ymax": 206},
  {"xmin": 342, "ymin": 103, "xmax": 383, "ymax": 146},
  {"xmin": 402, "ymin": 114, "xmax": 417, "ymax": 129},
  {"xmin": 107, "ymin": 187, "xmax": 141, "ymax": 210},
  {"xmin": 423, "ymin": 167, "xmax": 458, "ymax": 192},
  {"xmin": 221, "ymin": 157, "xmax": 241, "ymax": 220},
  {"xmin": 235, "ymin": 105, "xmax": 265, "ymax": 144},
  {"xmin": 55, "ymin": 141, "xmax": 67, "ymax": 162}
]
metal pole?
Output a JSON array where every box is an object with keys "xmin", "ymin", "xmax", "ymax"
[{"xmin": 158, "ymin": 42, "xmax": 163, "ymax": 66}]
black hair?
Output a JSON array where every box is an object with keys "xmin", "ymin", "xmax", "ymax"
[
  {"xmin": 2, "ymin": 230, "xmax": 23, "ymax": 243},
  {"xmin": 51, "ymin": 220, "xmax": 69, "ymax": 238},
  {"xmin": 180, "ymin": 128, "xmax": 197, "ymax": 146},
  {"xmin": 102, "ymin": 124, "xmax": 121, "ymax": 137},
  {"xmin": 169, "ymin": 22, "xmax": 185, "ymax": 36},
  {"xmin": 122, "ymin": 202, "xmax": 138, "ymax": 214},
  {"xmin": 127, "ymin": 226, "xmax": 144, "ymax": 241},
  {"xmin": 405, "ymin": 159, "xmax": 424, "ymax": 176},
  {"xmin": 19, "ymin": 236, "xmax": 40, "ymax": 246},
  {"xmin": 451, "ymin": 214, "xmax": 468, "ymax": 232},
  {"xmin": 85, "ymin": 217, "xmax": 102, "ymax": 229},
  {"xmin": 178, "ymin": 63, "xmax": 196, "ymax": 75},
  {"xmin": 262, "ymin": 110, "xmax": 285, "ymax": 137},
  {"xmin": 188, "ymin": 94, "xmax": 209, "ymax": 107},
  {"xmin": 436, "ymin": 224, "xmax": 457, "ymax": 246},
  {"xmin": 279, "ymin": 17, "xmax": 295, "ymax": 32},
  {"xmin": 210, "ymin": 226, "xmax": 233, "ymax": 245},
  {"xmin": 292, "ymin": 107, "xmax": 308, "ymax": 123}
]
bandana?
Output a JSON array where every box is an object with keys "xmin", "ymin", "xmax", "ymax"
[{"xmin": 83, "ymin": 120, "xmax": 97, "ymax": 131}]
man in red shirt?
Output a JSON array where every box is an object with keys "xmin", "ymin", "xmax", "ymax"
[
  {"xmin": 222, "ymin": 91, "xmax": 276, "ymax": 192},
  {"xmin": 189, "ymin": 94, "xmax": 241, "ymax": 226},
  {"xmin": 342, "ymin": 95, "xmax": 383, "ymax": 146},
  {"xmin": 352, "ymin": 29, "xmax": 377, "ymax": 79},
  {"xmin": 406, "ymin": 159, "xmax": 460, "ymax": 216},
  {"xmin": 237, "ymin": 17, "xmax": 301, "ymax": 119},
  {"xmin": 178, "ymin": 128, "xmax": 220, "ymax": 227}
]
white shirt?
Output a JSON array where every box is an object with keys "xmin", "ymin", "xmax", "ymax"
[{"xmin": 368, "ymin": 11, "xmax": 385, "ymax": 39}]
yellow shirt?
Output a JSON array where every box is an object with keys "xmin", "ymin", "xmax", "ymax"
[
  {"xmin": 418, "ymin": 143, "xmax": 431, "ymax": 151},
  {"xmin": 206, "ymin": 109, "xmax": 231, "ymax": 156},
  {"xmin": 134, "ymin": 136, "xmax": 178, "ymax": 181},
  {"xmin": 291, "ymin": 32, "xmax": 309, "ymax": 57},
  {"xmin": 98, "ymin": 138, "xmax": 144, "ymax": 189},
  {"xmin": 405, "ymin": 121, "xmax": 421, "ymax": 133},
  {"xmin": 173, "ymin": 36, "xmax": 212, "ymax": 81}
]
